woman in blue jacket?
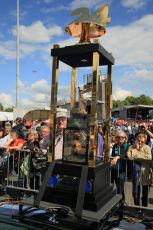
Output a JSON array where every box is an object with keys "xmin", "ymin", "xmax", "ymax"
[{"xmin": 111, "ymin": 130, "xmax": 129, "ymax": 199}]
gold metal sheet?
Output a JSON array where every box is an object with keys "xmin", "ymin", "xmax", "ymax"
[
  {"xmin": 104, "ymin": 65, "xmax": 112, "ymax": 162},
  {"xmin": 65, "ymin": 4, "xmax": 111, "ymax": 44},
  {"xmin": 48, "ymin": 44, "xmax": 59, "ymax": 162},
  {"xmin": 70, "ymin": 67, "xmax": 77, "ymax": 114},
  {"xmin": 65, "ymin": 22, "xmax": 105, "ymax": 39},
  {"xmin": 88, "ymin": 50, "xmax": 99, "ymax": 167}
]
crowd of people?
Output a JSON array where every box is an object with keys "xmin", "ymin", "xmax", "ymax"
[
  {"xmin": 0, "ymin": 109, "xmax": 67, "ymax": 189},
  {"xmin": 109, "ymin": 121, "xmax": 153, "ymax": 208},
  {"xmin": 0, "ymin": 114, "xmax": 153, "ymax": 208}
]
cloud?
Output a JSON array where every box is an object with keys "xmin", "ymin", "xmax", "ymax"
[
  {"xmin": 0, "ymin": 41, "xmax": 16, "ymax": 59},
  {"xmin": 10, "ymin": 10, "xmax": 28, "ymax": 18},
  {"xmin": 17, "ymin": 80, "xmax": 71, "ymax": 108},
  {"xmin": 69, "ymin": 0, "xmax": 103, "ymax": 10},
  {"xmin": 1, "ymin": 12, "xmax": 153, "ymax": 106},
  {"xmin": 32, "ymin": 93, "xmax": 50, "ymax": 103},
  {"xmin": 16, "ymin": 79, "xmax": 51, "ymax": 108},
  {"xmin": 5, "ymin": 13, "xmax": 152, "ymax": 69},
  {"xmin": 59, "ymin": 61, "xmax": 72, "ymax": 72},
  {"xmin": 17, "ymin": 79, "xmax": 29, "ymax": 94},
  {"xmin": 113, "ymin": 87, "xmax": 132, "ymax": 100},
  {"xmin": 11, "ymin": 21, "xmax": 63, "ymax": 43},
  {"xmin": 0, "ymin": 93, "xmax": 13, "ymax": 108},
  {"xmin": 31, "ymin": 79, "xmax": 50, "ymax": 94},
  {"xmin": 100, "ymin": 14, "xmax": 153, "ymax": 67},
  {"xmin": 41, "ymin": 0, "xmax": 106, "ymax": 14},
  {"xmin": 41, "ymin": 5, "xmax": 68, "ymax": 14},
  {"xmin": 20, "ymin": 43, "xmax": 38, "ymax": 56},
  {"xmin": 134, "ymin": 69, "xmax": 153, "ymax": 83},
  {"xmin": 58, "ymin": 85, "xmax": 71, "ymax": 101},
  {"xmin": 19, "ymin": 98, "xmax": 35, "ymax": 107},
  {"xmin": 121, "ymin": 0, "xmax": 146, "ymax": 10},
  {"xmin": 121, "ymin": 68, "xmax": 153, "ymax": 84}
]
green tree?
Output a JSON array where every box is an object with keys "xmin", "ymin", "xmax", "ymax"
[
  {"xmin": 113, "ymin": 100, "xmax": 124, "ymax": 109},
  {"xmin": 137, "ymin": 94, "xmax": 153, "ymax": 105},
  {"xmin": 4, "ymin": 107, "xmax": 13, "ymax": 112},
  {"xmin": 0, "ymin": 103, "xmax": 4, "ymax": 111},
  {"xmin": 124, "ymin": 96, "xmax": 139, "ymax": 105},
  {"xmin": 113, "ymin": 94, "xmax": 153, "ymax": 108}
]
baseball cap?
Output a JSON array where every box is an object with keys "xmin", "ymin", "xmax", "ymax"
[
  {"xmin": 56, "ymin": 108, "xmax": 67, "ymax": 118},
  {"xmin": 24, "ymin": 121, "xmax": 32, "ymax": 127}
]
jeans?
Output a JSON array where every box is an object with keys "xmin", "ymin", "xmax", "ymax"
[{"xmin": 111, "ymin": 168, "xmax": 125, "ymax": 199}]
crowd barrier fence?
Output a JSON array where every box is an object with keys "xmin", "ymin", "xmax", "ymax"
[{"xmin": 0, "ymin": 149, "xmax": 153, "ymax": 210}]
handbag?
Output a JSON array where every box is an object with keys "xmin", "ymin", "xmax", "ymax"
[{"xmin": 32, "ymin": 152, "xmax": 47, "ymax": 170}]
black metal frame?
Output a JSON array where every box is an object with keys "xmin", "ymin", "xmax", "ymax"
[
  {"xmin": 34, "ymin": 161, "xmax": 89, "ymax": 218},
  {"xmin": 33, "ymin": 161, "xmax": 56, "ymax": 207}
]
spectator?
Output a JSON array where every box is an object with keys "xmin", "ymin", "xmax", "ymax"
[
  {"xmin": 4, "ymin": 130, "xmax": 24, "ymax": 153},
  {"xmin": 39, "ymin": 125, "xmax": 50, "ymax": 154},
  {"xmin": 54, "ymin": 109, "xmax": 67, "ymax": 160},
  {"xmin": 12, "ymin": 117, "xmax": 26, "ymax": 139},
  {"xmin": 143, "ymin": 124, "xmax": 153, "ymax": 141},
  {"xmin": 3, "ymin": 130, "xmax": 25, "ymax": 175},
  {"xmin": 0, "ymin": 126, "xmax": 8, "ymax": 148},
  {"xmin": 127, "ymin": 133, "xmax": 152, "ymax": 207},
  {"xmin": 135, "ymin": 125, "xmax": 151, "ymax": 146},
  {"xmin": 24, "ymin": 121, "xmax": 32, "ymax": 140},
  {"xmin": 24, "ymin": 120, "xmax": 32, "ymax": 130},
  {"xmin": 24, "ymin": 130, "xmax": 39, "ymax": 151},
  {"xmin": 0, "ymin": 126, "xmax": 8, "ymax": 186},
  {"xmin": 4, "ymin": 122, "xmax": 12, "ymax": 137},
  {"xmin": 111, "ymin": 130, "xmax": 129, "ymax": 199},
  {"xmin": 21, "ymin": 130, "xmax": 40, "ymax": 189}
]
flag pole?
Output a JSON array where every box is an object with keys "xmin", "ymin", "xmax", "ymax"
[{"xmin": 16, "ymin": 0, "xmax": 19, "ymax": 108}]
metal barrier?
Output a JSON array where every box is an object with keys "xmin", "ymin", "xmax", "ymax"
[
  {"xmin": 5, "ymin": 149, "xmax": 47, "ymax": 194},
  {"xmin": 109, "ymin": 157, "xmax": 153, "ymax": 210},
  {"xmin": 1, "ymin": 149, "xmax": 153, "ymax": 210},
  {"xmin": 0, "ymin": 148, "xmax": 8, "ymax": 188}
]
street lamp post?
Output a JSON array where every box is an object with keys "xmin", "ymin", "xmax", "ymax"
[{"xmin": 16, "ymin": 0, "xmax": 19, "ymax": 108}]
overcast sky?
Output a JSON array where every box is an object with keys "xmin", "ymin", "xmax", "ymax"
[{"xmin": 0, "ymin": 0, "xmax": 153, "ymax": 108}]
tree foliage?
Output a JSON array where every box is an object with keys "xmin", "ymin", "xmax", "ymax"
[
  {"xmin": 0, "ymin": 103, "xmax": 4, "ymax": 111},
  {"xmin": 0, "ymin": 103, "xmax": 13, "ymax": 112},
  {"xmin": 0, "ymin": 94, "xmax": 153, "ymax": 111},
  {"xmin": 4, "ymin": 107, "xmax": 13, "ymax": 112},
  {"xmin": 113, "ymin": 95, "xmax": 153, "ymax": 109}
]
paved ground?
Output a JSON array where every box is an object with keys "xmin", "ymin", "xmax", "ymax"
[
  {"xmin": 1, "ymin": 180, "xmax": 153, "ymax": 209},
  {"xmin": 124, "ymin": 181, "xmax": 153, "ymax": 208}
]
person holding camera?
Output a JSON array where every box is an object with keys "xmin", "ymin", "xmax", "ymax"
[{"xmin": 127, "ymin": 133, "xmax": 152, "ymax": 207}]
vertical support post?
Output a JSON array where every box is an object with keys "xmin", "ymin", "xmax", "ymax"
[
  {"xmin": 48, "ymin": 44, "xmax": 59, "ymax": 162},
  {"xmin": 70, "ymin": 67, "xmax": 77, "ymax": 114},
  {"xmin": 33, "ymin": 161, "xmax": 56, "ymax": 207},
  {"xmin": 102, "ymin": 79, "xmax": 106, "ymax": 120},
  {"xmin": 16, "ymin": 0, "xmax": 19, "ymax": 108},
  {"xmin": 75, "ymin": 165, "xmax": 88, "ymax": 218},
  {"xmin": 88, "ymin": 50, "xmax": 99, "ymax": 167},
  {"xmin": 104, "ymin": 64, "xmax": 112, "ymax": 161}
]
